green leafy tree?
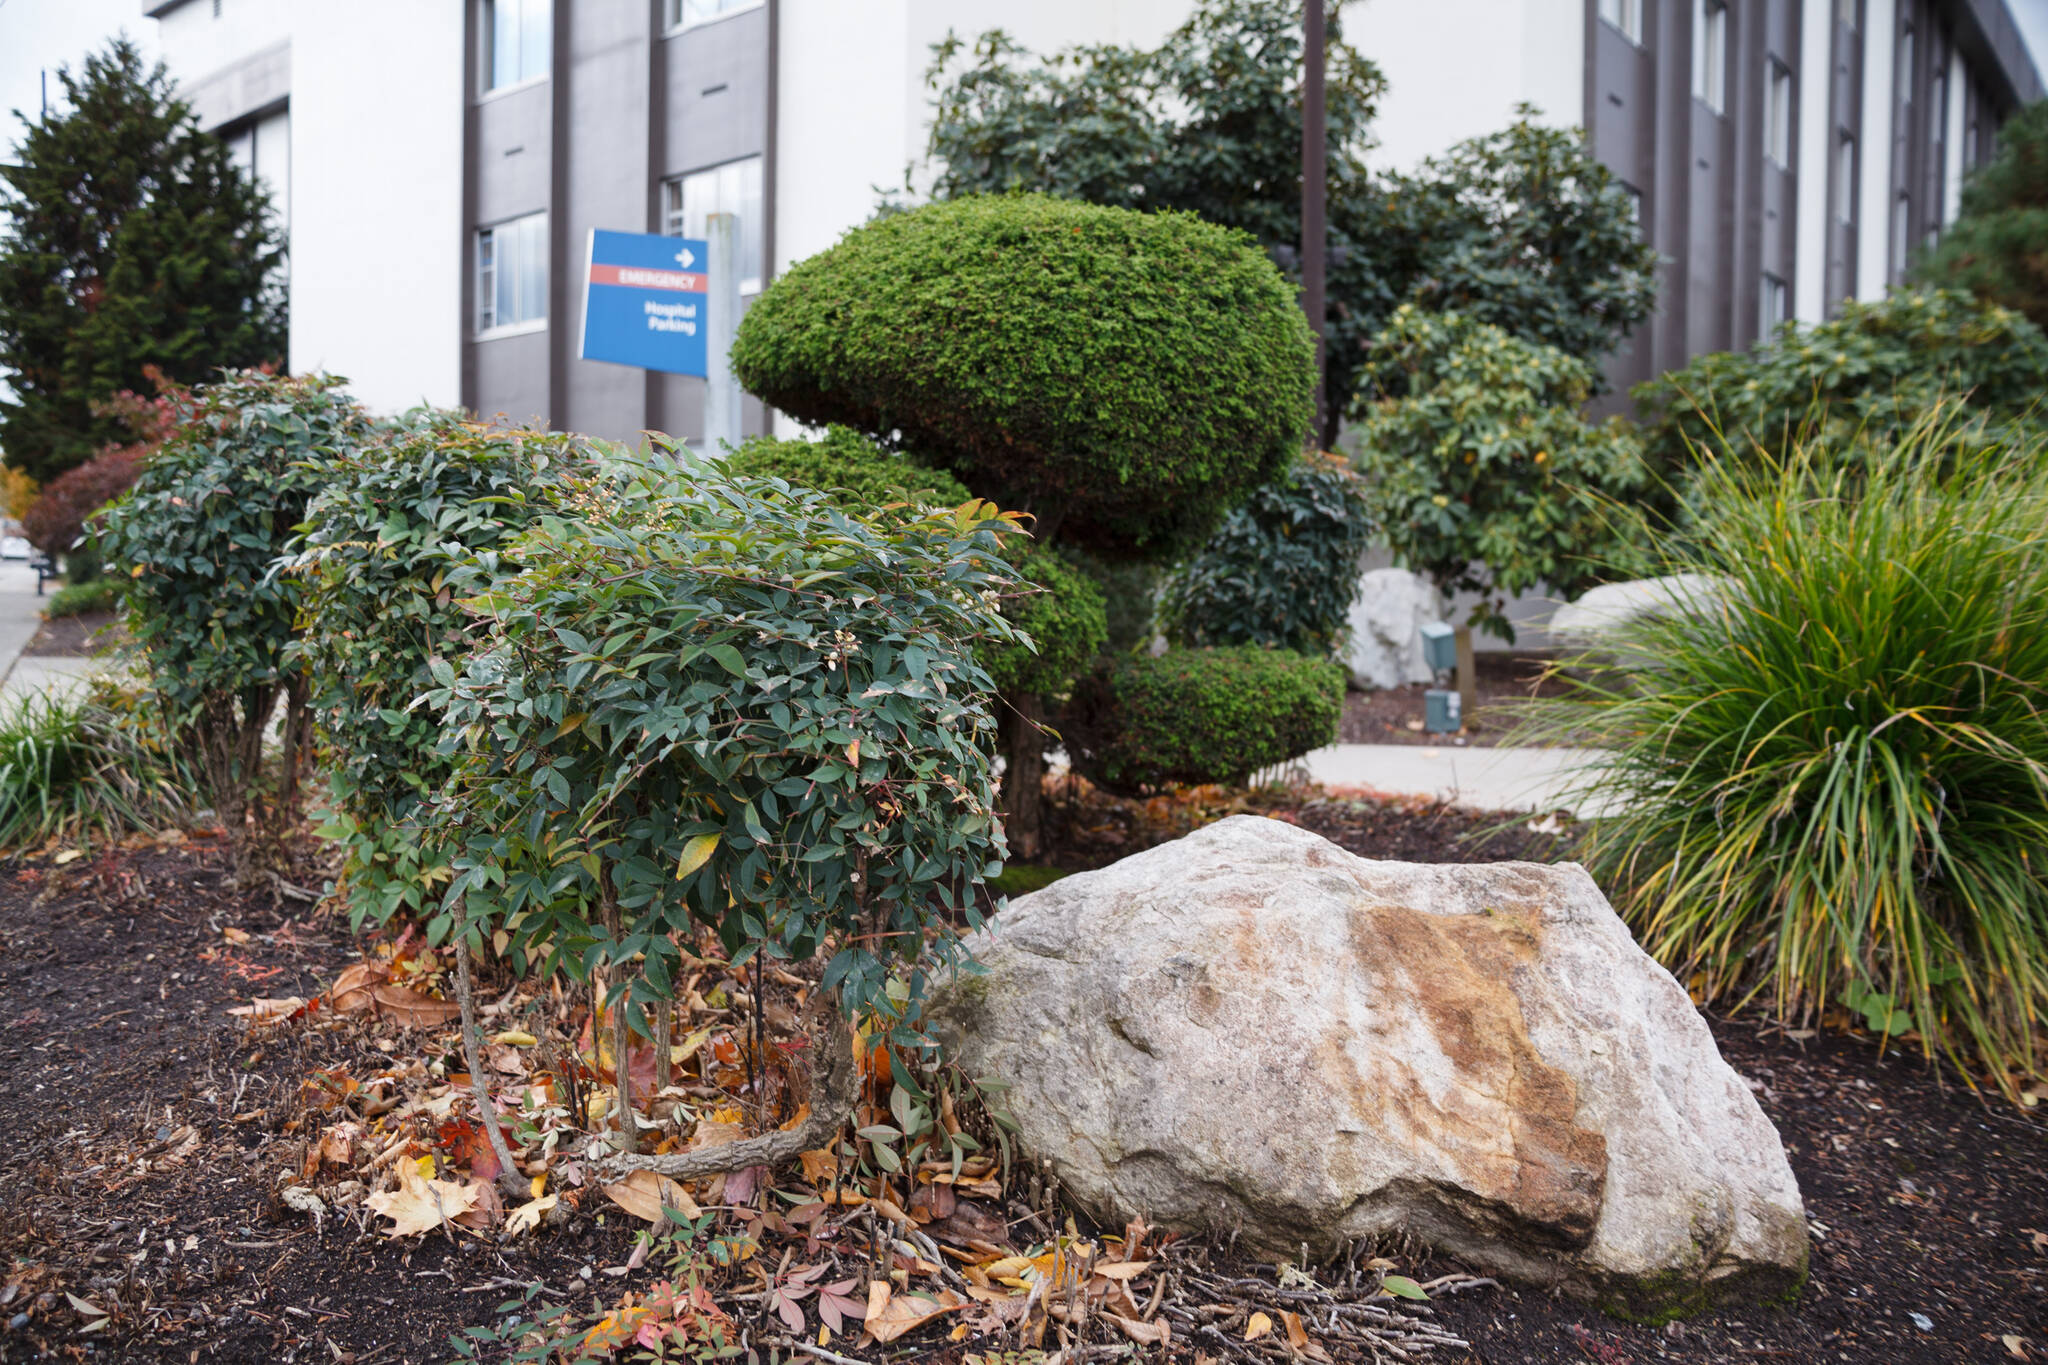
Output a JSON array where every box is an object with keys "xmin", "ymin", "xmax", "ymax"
[
  {"xmin": 1157, "ymin": 450, "xmax": 1373, "ymax": 656},
  {"xmin": 0, "ymin": 39, "xmax": 285, "ymax": 483},
  {"xmin": 1351, "ymin": 307, "xmax": 1648, "ymax": 639},
  {"xmin": 1915, "ymin": 99, "xmax": 2048, "ymax": 329},
  {"xmin": 289, "ymin": 415, "xmax": 600, "ymax": 927},
  {"xmin": 1634, "ymin": 289, "xmax": 2048, "ymax": 482},
  {"xmin": 732, "ymin": 193, "xmax": 1312, "ymax": 853},
  {"xmin": 98, "ymin": 371, "xmax": 370, "ymax": 886},
  {"xmin": 919, "ymin": 3, "xmax": 1656, "ymax": 438}
]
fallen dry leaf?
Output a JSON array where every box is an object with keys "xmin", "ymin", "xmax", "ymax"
[
  {"xmin": 369, "ymin": 983, "xmax": 460, "ymax": 1027},
  {"xmin": 507, "ymin": 1194, "xmax": 558, "ymax": 1236},
  {"xmin": 602, "ymin": 1168, "xmax": 701, "ymax": 1223},
  {"xmin": 1245, "ymin": 1310, "xmax": 1274, "ymax": 1341},
  {"xmin": 1108, "ymin": 1312, "xmax": 1169, "ymax": 1345},
  {"xmin": 365, "ymin": 1162, "xmax": 482, "ymax": 1237},
  {"xmin": 318, "ymin": 1121, "xmax": 364, "ymax": 1166},
  {"xmin": 863, "ymin": 1286, "xmax": 965, "ymax": 1345},
  {"xmin": 330, "ymin": 961, "xmax": 386, "ymax": 1011},
  {"xmin": 1093, "ymin": 1260, "xmax": 1152, "ymax": 1280}
]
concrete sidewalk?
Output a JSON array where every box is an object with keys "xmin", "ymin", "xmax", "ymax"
[
  {"xmin": 0, "ymin": 560, "xmax": 119, "ymax": 706},
  {"xmin": 1301, "ymin": 742, "xmax": 1616, "ymax": 817}
]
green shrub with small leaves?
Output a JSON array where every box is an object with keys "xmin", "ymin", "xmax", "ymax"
[
  {"xmin": 97, "ymin": 370, "xmax": 374, "ymax": 884},
  {"xmin": 424, "ymin": 448, "xmax": 1027, "ymax": 1035},
  {"xmin": 1062, "ymin": 647, "xmax": 1343, "ymax": 793},
  {"xmin": 731, "ymin": 193, "xmax": 1316, "ymax": 564},
  {"xmin": 1157, "ymin": 450, "xmax": 1372, "ymax": 656},
  {"xmin": 44, "ymin": 578, "xmax": 117, "ymax": 620},
  {"xmin": 722, "ymin": 425, "xmax": 971, "ymax": 509},
  {"xmin": 1634, "ymin": 289, "xmax": 2048, "ymax": 482},
  {"xmin": 1350, "ymin": 307, "xmax": 1648, "ymax": 640},
  {"xmin": 288, "ymin": 415, "xmax": 600, "ymax": 926}
]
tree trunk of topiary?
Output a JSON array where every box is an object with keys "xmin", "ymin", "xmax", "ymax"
[{"xmin": 1000, "ymin": 691, "xmax": 1047, "ymax": 862}]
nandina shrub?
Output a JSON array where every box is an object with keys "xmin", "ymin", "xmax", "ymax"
[
  {"xmin": 1525, "ymin": 417, "xmax": 2048, "ymax": 1097},
  {"xmin": 424, "ymin": 448, "xmax": 1025, "ymax": 1078},
  {"xmin": 1062, "ymin": 646, "xmax": 1344, "ymax": 793},
  {"xmin": 289, "ymin": 414, "xmax": 600, "ymax": 926},
  {"xmin": 97, "ymin": 370, "xmax": 375, "ymax": 886}
]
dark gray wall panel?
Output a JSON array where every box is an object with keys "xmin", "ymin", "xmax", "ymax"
[
  {"xmin": 665, "ymin": 8, "xmax": 769, "ymax": 177},
  {"xmin": 476, "ymin": 83, "xmax": 554, "ymax": 224},
  {"xmin": 474, "ymin": 330, "xmax": 553, "ymax": 427}
]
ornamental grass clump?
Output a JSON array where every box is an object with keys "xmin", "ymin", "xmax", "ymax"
[
  {"xmin": 1529, "ymin": 419, "xmax": 2048, "ymax": 1097},
  {"xmin": 423, "ymin": 448, "xmax": 1026, "ymax": 1166},
  {"xmin": 0, "ymin": 682, "xmax": 197, "ymax": 852}
]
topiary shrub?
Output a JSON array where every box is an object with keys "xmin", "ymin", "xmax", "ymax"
[
  {"xmin": 1634, "ymin": 289, "xmax": 2048, "ymax": 482},
  {"xmin": 731, "ymin": 193, "xmax": 1316, "ymax": 564},
  {"xmin": 423, "ymin": 449, "xmax": 1024, "ymax": 1162},
  {"xmin": 288, "ymin": 414, "xmax": 600, "ymax": 926},
  {"xmin": 1157, "ymin": 450, "xmax": 1373, "ymax": 656},
  {"xmin": 1350, "ymin": 306, "xmax": 1649, "ymax": 640},
  {"xmin": 97, "ymin": 370, "xmax": 374, "ymax": 886},
  {"xmin": 722, "ymin": 425, "xmax": 971, "ymax": 508},
  {"xmin": 1062, "ymin": 647, "xmax": 1343, "ymax": 794}
]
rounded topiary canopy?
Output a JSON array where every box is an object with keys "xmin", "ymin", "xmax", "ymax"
[{"xmin": 732, "ymin": 194, "xmax": 1317, "ymax": 562}]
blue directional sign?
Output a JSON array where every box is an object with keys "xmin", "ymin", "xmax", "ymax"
[{"xmin": 578, "ymin": 229, "xmax": 709, "ymax": 377}]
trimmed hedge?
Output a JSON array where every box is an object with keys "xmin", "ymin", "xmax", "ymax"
[
  {"xmin": 44, "ymin": 578, "xmax": 117, "ymax": 619},
  {"xmin": 1062, "ymin": 647, "xmax": 1343, "ymax": 793},
  {"xmin": 731, "ymin": 194, "xmax": 1317, "ymax": 562},
  {"xmin": 722, "ymin": 426, "xmax": 971, "ymax": 509}
]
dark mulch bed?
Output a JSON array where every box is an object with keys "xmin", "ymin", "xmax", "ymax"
[
  {"xmin": 24, "ymin": 608, "xmax": 123, "ymax": 658},
  {"xmin": 1340, "ymin": 651, "xmax": 1572, "ymax": 747},
  {"xmin": 1, "ymin": 803, "xmax": 2043, "ymax": 1364}
]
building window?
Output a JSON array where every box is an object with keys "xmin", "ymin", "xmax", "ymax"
[
  {"xmin": 1693, "ymin": 0, "xmax": 1728, "ymax": 113},
  {"xmin": 665, "ymin": 0, "xmax": 763, "ymax": 29},
  {"xmin": 1598, "ymin": 0, "xmax": 1643, "ymax": 44},
  {"xmin": 1765, "ymin": 62, "xmax": 1794, "ymax": 166},
  {"xmin": 1835, "ymin": 135, "xmax": 1856, "ymax": 224},
  {"xmin": 483, "ymin": 0, "xmax": 550, "ymax": 93},
  {"xmin": 1759, "ymin": 273, "xmax": 1788, "ymax": 333},
  {"xmin": 1891, "ymin": 196, "xmax": 1910, "ymax": 273},
  {"xmin": 477, "ymin": 211, "xmax": 548, "ymax": 334},
  {"xmin": 663, "ymin": 157, "xmax": 764, "ymax": 294}
]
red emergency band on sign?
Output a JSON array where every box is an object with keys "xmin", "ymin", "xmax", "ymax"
[{"xmin": 588, "ymin": 264, "xmax": 708, "ymax": 291}]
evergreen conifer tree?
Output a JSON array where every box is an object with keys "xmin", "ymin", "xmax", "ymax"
[
  {"xmin": 0, "ymin": 39, "xmax": 284, "ymax": 483},
  {"xmin": 1916, "ymin": 100, "xmax": 2048, "ymax": 330}
]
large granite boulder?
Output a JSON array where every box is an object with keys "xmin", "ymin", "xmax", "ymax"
[
  {"xmin": 1344, "ymin": 567, "xmax": 1444, "ymax": 690},
  {"xmin": 928, "ymin": 816, "xmax": 1806, "ymax": 1318},
  {"xmin": 1549, "ymin": 574, "xmax": 1729, "ymax": 654}
]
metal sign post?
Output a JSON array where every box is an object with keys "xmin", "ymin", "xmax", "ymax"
[{"xmin": 704, "ymin": 213, "xmax": 743, "ymax": 456}]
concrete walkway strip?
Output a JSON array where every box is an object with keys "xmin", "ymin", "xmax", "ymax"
[{"xmin": 1302, "ymin": 743, "xmax": 1616, "ymax": 818}]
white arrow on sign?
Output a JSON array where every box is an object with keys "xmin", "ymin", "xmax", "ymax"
[{"xmin": 673, "ymin": 246, "xmax": 696, "ymax": 269}]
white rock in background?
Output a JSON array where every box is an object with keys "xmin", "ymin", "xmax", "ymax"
[
  {"xmin": 1549, "ymin": 574, "xmax": 1729, "ymax": 652},
  {"xmin": 928, "ymin": 816, "xmax": 1808, "ymax": 1318},
  {"xmin": 1345, "ymin": 567, "xmax": 1445, "ymax": 690}
]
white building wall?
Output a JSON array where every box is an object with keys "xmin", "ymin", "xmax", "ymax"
[
  {"xmin": 287, "ymin": 2, "xmax": 465, "ymax": 413},
  {"xmin": 1794, "ymin": 0, "xmax": 1835, "ymax": 322},
  {"xmin": 1856, "ymin": 0, "xmax": 1897, "ymax": 299},
  {"xmin": 1354, "ymin": 0, "xmax": 1584, "ymax": 173},
  {"xmin": 1943, "ymin": 45, "xmax": 1967, "ymax": 223},
  {"xmin": 152, "ymin": 0, "xmax": 290, "ymax": 105}
]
